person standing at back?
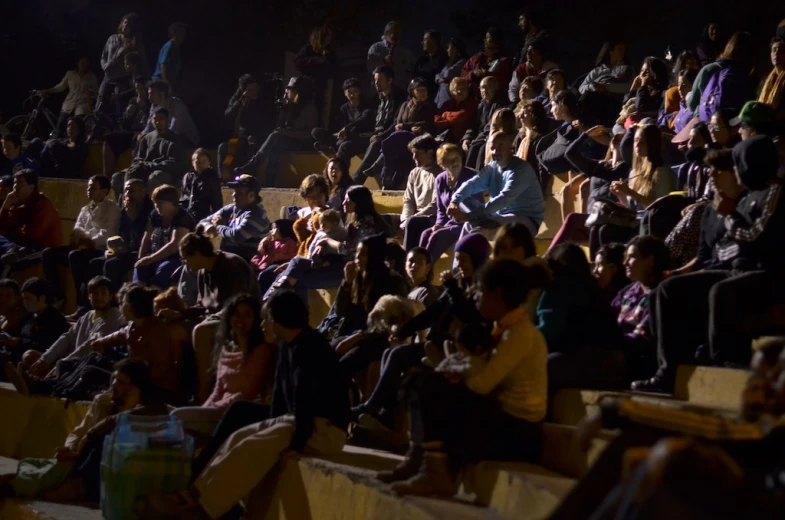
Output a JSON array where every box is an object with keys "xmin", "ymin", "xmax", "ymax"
[
  {"xmin": 152, "ymin": 22, "xmax": 187, "ymax": 94},
  {"xmin": 367, "ymin": 21, "xmax": 414, "ymax": 92}
]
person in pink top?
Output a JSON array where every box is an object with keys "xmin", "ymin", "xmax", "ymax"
[
  {"xmin": 251, "ymin": 219, "xmax": 299, "ymax": 294},
  {"xmin": 173, "ymin": 294, "xmax": 275, "ymax": 436}
]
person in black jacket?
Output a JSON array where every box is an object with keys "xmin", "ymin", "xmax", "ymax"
[
  {"xmin": 216, "ymin": 74, "xmax": 269, "ymax": 183},
  {"xmin": 462, "ymin": 76, "xmax": 504, "ymax": 169},
  {"xmin": 312, "ymin": 78, "xmax": 376, "ymax": 165},
  {"xmin": 352, "ymin": 66, "xmax": 408, "ymax": 184},
  {"xmin": 633, "ymin": 135, "xmax": 785, "ymax": 394},
  {"xmin": 0, "ymin": 278, "xmax": 68, "ymax": 370},
  {"xmin": 413, "ymin": 30, "xmax": 448, "ymax": 99},
  {"xmin": 294, "ymin": 25, "xmax": 338, "ymax": 119},
  {"xmin": 145, "ymin": 290, "xmax": 349, "ymax": 519},
  {"xmin": 179, "ymin": 149, "xmax": 223, "ymax": 221}
]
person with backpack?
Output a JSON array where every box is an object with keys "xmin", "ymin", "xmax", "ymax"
[
  {"xmin": 689, "ymin": 32, "xmax": 756, "ymax": 123},
  {"xmin": 0, "ymin": 358, "xmax": 166, "ymax": 502}
]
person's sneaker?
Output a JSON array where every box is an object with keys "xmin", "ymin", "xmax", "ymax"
[
  {"xmin": 5, "ymin": 362, "xmax": 30, "ymax": 396},
  {"xmin": 314, "ymin": 142, "xmax": 336, "ymax": 157},
  {"xmin": 630, "ymin": 376, "xmax": 673, "ymax": 395}
]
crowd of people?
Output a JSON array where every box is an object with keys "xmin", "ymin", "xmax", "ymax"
[{"xmin": 0, "ymin": 10, "xmax": 783, "ymax": 519}]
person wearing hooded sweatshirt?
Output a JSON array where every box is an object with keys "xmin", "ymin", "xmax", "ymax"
[{"xmin": 633, "ymin": 136, "xmax": 785, "ymax": 394}]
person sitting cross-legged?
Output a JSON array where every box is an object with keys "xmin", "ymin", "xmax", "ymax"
[
  {"xmin": 144, "ymin": 290, "xmax": 350, "ymax": 519},
  {"xmin": 448, "ymin": 131, "xmax": 544, "ymax": 240},
  {"xmin": 42, "ymin": 175, "xmax": 121, "ymax": 307}
]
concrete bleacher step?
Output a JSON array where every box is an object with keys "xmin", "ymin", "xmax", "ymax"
[{"xmin": 550, "ymin": 365, "xmax": 749, "ymax": 426}]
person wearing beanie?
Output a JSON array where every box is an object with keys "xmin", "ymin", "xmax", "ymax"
[
  {"xmin": 633, "ymin": 135, "xmax": 785, "ymax": 394},
  {"xmin": 454, "ymin": 232, "xmax": 492, "ymax": 273}
]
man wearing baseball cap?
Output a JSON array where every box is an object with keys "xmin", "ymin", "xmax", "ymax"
[
  {"xmin": 198, "ymin": 174, "xmax": 270, "ymax": 261},
  {"xmin": 731, "ymin": 101, "xmax": 775, "ymax": 141}
]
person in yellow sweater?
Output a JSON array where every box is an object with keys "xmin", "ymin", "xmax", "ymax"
[{"xmin": 377, "ymin": 258, "xmax": 548, "ymax": 497}]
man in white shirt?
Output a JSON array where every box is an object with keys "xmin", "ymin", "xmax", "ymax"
[
  {"xmin": 35, "ymin": 56, "xmax": 98, "ymax": 138},
  {"xmin": 41, "ymin": 175, "xmax": 121, "ymax": 308},
  {"xmin": 400, "ymin": 134, "xmax": 439, "ymax": 250}
]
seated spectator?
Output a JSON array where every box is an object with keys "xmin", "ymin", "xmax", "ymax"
[
  {"xmin": 172, "ymin": 294, "xmax": 275, "ymax": 436},
  {"xmin": 414, "ymin": 30, "xmax": 447, "ymax": 99},
  {"xmin": 405, "ymin": 247, "xmax": 439, "ymax": 307},
  {"xmin": 480, "ymin": 108, "xmax": 518, "ymax": 167},
  {"xmin": 283, "ymin": 173, "xmax": 329, "ymax": 226},
  {"xmin": 550, "ymin": 127, "xmax": 630, "ymax": 253},
  {"xmin": 0, "ymin": 278, "xmax": 69, "ymax": 371},
  {"xmin": 0, "ymin": 279, "xmax": 28, "ymax": 338},
  {"xmin": 0, "ymin": 359, "xmax": 162, "ymax": 503},
  {"xmin": 696, "ymin": 22, "xmax": 723, "ymax": 66},
  {"xmin": 366, "ymin": 78, "xmax": 437, "ymax": 190},
  {"xmin": 142, "ymin": 79, "xmax": 199, "ymax": 146},
  {"xmin": 463, "ymin": 76, "xmax": 504, "ymax": 169},
  {"xmin": 367, "ymin": 21, "xmax": 415, "ymax": 91},
  {"xmin": 400, "ymin": 134, "xmax": 440, "ymax": 250},
  {"xmin": 536, "ymin": 69, "xmax": 567, "ymax": 118},
  {"xmin": 617, "ymin": 57, "xmax": 670, "ymax": 127},
  {"xmin": 324, "ymin": 157, "xmax": 354, "ymax": 217},
  {"xmin": 385, "ymin": 259, "xmax": 546, "ymax": 497},
  {"xmin": 515, "ymin": 99, "xmax": 552, "ymax": 189},
  {"xmin": 252, "ymin": 219, "xmax": 299, "ymax": 295},
  {"xmin": 111, "ymin": 107, "xmax": 186, "ymax": 198},
  {"xmin": 433, "ymin": 77, "xmax": 477, "ymax": 143},
  {"xmin": 449, "ymin": 131, "xmax": 544, "ymax": 238},
  {"xmin": 25, "ymin": 117, "xmax": 88, "ymax": 179},
  {"xmin": 180, "ymin": 148, "xmax": 223, "ymax": 221},
  {"xmin": 234, "ymin": 77, "xmax": 318, "ymax": 187},
  {"xmin": 688, "ymin": 32, "xmax": 756, "ymax": 123},
  {"xmin": 540, "ymin": 243, "xmax": 626, "ymax": 393},
  {"xmin": 420, "ymin": 143, "xmax": 477, "ymax": 261},
  {"xmin": 435, "ymin": 38, "xmax": 468, "ymax": 109},
  {"xmin": 733, "ymin": 101, "xmax": 775, "ymax": 141},
  {"xmin": 352, "ymin": 66, "xmax": 408, "ymax": 185},
  {"xmin": 709, "ymin": 108, "xmax": 742, "ymax": 149},
  {"xmin": 593, "ymin": 243, "xmax": 630, "ymax": 303},
  {"xmin": 760, "ymin": 37, "xmax": 785, "ymax": 121},
  {"xmin": 326, "ymin": 234, "xmax": 409, "ymax": 374},
  {"xmin": 634, "ymin": 136, "xmax": 785, "ymax": 392},
  {"xmin": 591, "ymin": 124, "xmax": 677, "ymax": 251},
  {"xmin": 134, "ymin": 184, "xmax": 195, "ymax": 289},
  {"xmin": 42, "ymin": 175, "xmax": 121, "ymax": 307},
  {"xmin": 0, "ymin": 169, "xmax": 62, "ymax": 269},
  {"xmin": 539, "ymin": 90, "xmax": 584, "ymax": 189},
  {"xmin": 198, "ymin": 174, "xmax": 270, "ymax": 261},
  {"xmin": 175, "ymin": 230, "xmax": 260, "ymax": 400},
  {"xmin": 461, "ymin": 28, "xmax": 511, "ymax": 99},
  {"xmin": 515, "ymin": 76, "xmax": 545, "ymax": 110},
  {"xmin": 667, "ymin": 68, "xmax": 698, "ymax": 133},
  {"xmin": 89, "ymin": 285, "xmax": 180, "ymax": 397},
  {"xmin": 152, "ymin": 22, "xmax": 187, "ymax": 91},
  {"xmin": 216, "ymin": 75, "xmax": 268, "ymax": 183},
  {"xmin": 20, "ymin": 277, "xmax": 123, "ymax": 380},
  {"xmin": 33, "ymin": 56, "xmax": 98, "ymax": 138},
  {"xmin": 312, "ymin": 78, "xmax": 376, "ymax": 166},
  {"xmin": 508, "ymin": 36, "xmax": 558, "ymax": 104},
  {"xmin": 145, "ymin": 291, "xmax": 349, "ymax": 519},
  {"xmin": 90, "ymin": 179, "xmax": 153, "ymax": 292},
  {"xmin": 661, "ymin": 51, "xmax": 700, "ymax": 127},
  {"xmin": 100, "ymin": 76, "xmax": 151, "ymax": 176},
  {"xmin": 579, "ymin": 40, "xmax": 634, "ymax": 126},
  {"xmin": 357, "ymin": 234, "xmax": 491, "ymax": 424},
  {"xmin": 0, "ymin": 134, "xmax": 38, "ymax": 177},
  {"xmin": 267, "ymin": 185, "xmax": 391, "ymax": 302},
  {"xmin": 96, "ymin": 13, "xmax": 147, "ymax": 115}
]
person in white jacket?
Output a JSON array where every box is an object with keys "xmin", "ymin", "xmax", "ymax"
[
  {"xmin": 35, "ymin": 56, "xmax": 98, "ymax": 138},
  {"xmin": 41, "ymin": 175, "xmax": 121, "ymax": 307}
]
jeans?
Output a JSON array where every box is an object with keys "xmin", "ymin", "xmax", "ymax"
[
  {"xmin": 239, "ymin": 131, "xmax": 310, "ymax": 187},
  {"xmin": 311, "ymin": 129, "xmax": 371, "ymax": 167},
  {"xmin": 351, "ymin": 140, "xmax": 382, "ymax": 184},
  {"xmin": 0, "ymin": 235, "xmax": 21, "ymax": 256},
  {"xmin": 257, "ymin": 263, "xmax": 283, "ymax": 295},
  {"xmin": 96, "ymin": 253, "xmax": 136, "ymax": 292},
  {"xmin": 403, "ymin": 215, "xmax": 435, "ymax": 252},
  {"xmin": 458, "ymin": 197, "xmax": 541, "ymax": 239},
  {"xmin": 95, "ymin": 76, "xmax": 131, "ymax": 114},
  {"xmin": 363, "ymin": 342, "xmax": 425, "ymax": 412},
  {"xmin": 380, "ymin": 130, "xmax": 415, "ymax": 190},
  {"xmin": 264, "ymin": 256, "xmax": 344, "ymax": 303},
  {"xmin": 133, "ymin": 258, "xmax": 181, "ymax": 289},
  {"xmin": 420, "ymin": 224, "xmax": 461, "ymax": 262}
]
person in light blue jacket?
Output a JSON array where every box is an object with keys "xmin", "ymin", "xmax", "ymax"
[{"xmin": 449, "ymin": 131, "xmax": 544, "ymax": 238}]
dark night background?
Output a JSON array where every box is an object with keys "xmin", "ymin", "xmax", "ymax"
[{"xmin": 1, "ymin": 0, "xmax": 783, "ymax": 147}]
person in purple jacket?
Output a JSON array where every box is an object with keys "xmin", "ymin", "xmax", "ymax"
[{"xmin": 419, "ymin": 143, "xmax": 478, "ymax": 261}]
